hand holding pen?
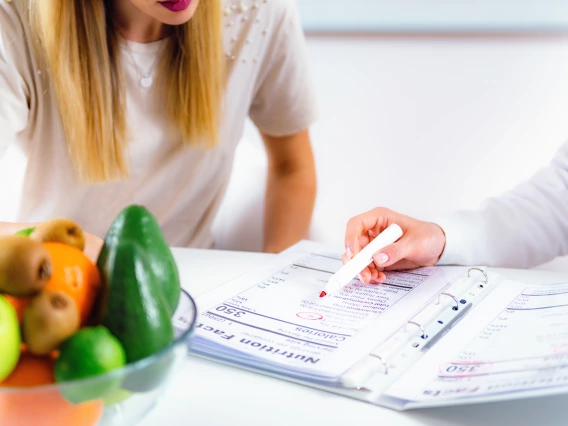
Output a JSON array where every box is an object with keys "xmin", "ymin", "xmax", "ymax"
[
  {"xmin": 320, "ymin": 223, "xmax": 403, "ymax": 297},
  {"xmin": 342, "ymin": 207, "xmax": 447, "ymax": 284}
]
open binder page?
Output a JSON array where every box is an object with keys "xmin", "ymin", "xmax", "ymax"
[
  {"xmin": 190, "ymin": 240, "xmax": 467, "ymax": 384},
  {"xmin": 381, "ymin": 279, "xmax": 568, "ymax": 409}
]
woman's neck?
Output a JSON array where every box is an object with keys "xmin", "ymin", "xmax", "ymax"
[{"xmin": 112, "ymin": 0, "xmax": 170, "ymax": 43}]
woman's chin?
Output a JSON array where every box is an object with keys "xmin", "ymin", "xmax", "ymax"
[{"xmin": 155, "ymin": 0, "xmax": 199, "ymax": 26}]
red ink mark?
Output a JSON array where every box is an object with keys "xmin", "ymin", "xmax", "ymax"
[
  {"xmin": 437, "ymin": 362, "xmax": 493, "ymax": 377},
  {"xmin": 319, "ymin": 291, "xmax": 327, "ymax": 298},
  {"xmin": 553, "ymin": 344, "xmax": 568, "ymax": 354},
  {"xmin": 296, "ymin": 312, "xmax": 324, "ymax": 320}
]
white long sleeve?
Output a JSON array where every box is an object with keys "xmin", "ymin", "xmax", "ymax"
[{"xmin": 436, "ymin": 140, "xmax": 568, "ymax": 269}]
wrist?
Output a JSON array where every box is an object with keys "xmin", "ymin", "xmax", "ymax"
[
  {"xmin": 430, "ymin": 222, "xmax": 447, "ymax": 264},
  {"xmin": 263, "ymin": 238, "xmax": 296, "ymax": 254}
]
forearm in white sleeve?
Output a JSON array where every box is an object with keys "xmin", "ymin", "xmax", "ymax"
[{"xmin": 436, "ymin": 140, "xmax": 568, "ymax": 268}]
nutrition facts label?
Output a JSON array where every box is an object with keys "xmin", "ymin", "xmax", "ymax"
[{"xmin": 198, "ymin": 250, "xmax": 436, "ymax": 363}]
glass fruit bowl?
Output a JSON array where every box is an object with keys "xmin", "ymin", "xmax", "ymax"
[{"xmin": 0, "ymin": 289, "xmax": 197, "ymax": 426}]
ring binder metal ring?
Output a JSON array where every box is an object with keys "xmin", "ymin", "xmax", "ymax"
[
  {"xmin": 437, "ymin": 292, "xmax": 459, "ymax": 311},
  {"xmin": 468, "ymin": 267, "xmax": 488, "ymax": 288},
  {"xmin": 369, "ymin": 354, "xmax": 388, "ymax": 375},
  {"xmin": 406, "ymin": 321, "xmax": 427, "ymax": 339}
]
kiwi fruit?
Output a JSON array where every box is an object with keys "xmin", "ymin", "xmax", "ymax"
[
  {"xmin": 31, "ymin": 218, "xmax": 85, "ymax": 251},
  {"xmin": 0, "ymin": 235, "xmax": 52, "ymax": 297},
  {"xmin": 23, "ymin": 290, "xmax": 80, "ymax": 356}
]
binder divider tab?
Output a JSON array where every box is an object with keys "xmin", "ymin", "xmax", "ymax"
[{"xmin": 340, "ymin": 267, "xmax": 491, "ymax": 392}]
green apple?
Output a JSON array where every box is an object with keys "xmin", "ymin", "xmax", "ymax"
[{"xmin": 0, "ymin": 294, "xmax": 21, "ymax": 381}]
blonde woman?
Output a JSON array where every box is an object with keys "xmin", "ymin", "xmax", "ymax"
[{"xmin": 0, "ymin": 0, "xmax": 318, "ymax": 258}]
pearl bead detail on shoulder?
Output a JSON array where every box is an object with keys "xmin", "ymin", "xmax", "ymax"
[{"xmin": 223, "ymin": 0, "xmax": 270, "ymax": 65}]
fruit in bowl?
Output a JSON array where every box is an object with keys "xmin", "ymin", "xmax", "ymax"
[
  {"xmin": 0, "ymin": 294, "xmax": 20, "ymax": 381},
  {"xmin": 23, "ymin": 290, "xmax": 80, "ymax": 355},
  {"xmin": 0, "ymin": 235, "xmax": 52, "ymax": 297},
  {"xmin": 0, "ymin": 206, "xmax": 196, "ymax": 426}
]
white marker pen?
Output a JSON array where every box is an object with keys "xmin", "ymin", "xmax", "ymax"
[{"xmin": 319, "ymin": 223, "xmax": 403, "ymax": 298}]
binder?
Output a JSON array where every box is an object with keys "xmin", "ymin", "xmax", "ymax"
[{"xmin": 180, "ymin": 240, "xmax": 568, "ymax": 410}]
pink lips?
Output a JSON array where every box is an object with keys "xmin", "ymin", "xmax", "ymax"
[{"xmin": 159, "ymin": 0, "xmax": 191, "ymax": 12}]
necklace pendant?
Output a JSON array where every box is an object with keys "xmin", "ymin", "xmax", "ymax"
[{"xmin": 140, "ymin": 75, "xmax": 153, "ymax": 88}]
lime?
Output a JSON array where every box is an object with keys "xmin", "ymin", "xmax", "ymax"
[
  {"xmin": 103, "ymin": 388, "xmax": 132, "ymax": 406},
  {"xmin": 55, "ymin": 326, "xmax": 126, "ymax": 404}
]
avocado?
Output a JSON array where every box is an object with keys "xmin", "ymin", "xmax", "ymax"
[
  {"xmin": 97, "ymin": 205, "xmax": 180, "ymax": 316},
  {"xmin": 101, "ymin": 241, "xmax": 174, "ymax": 364},
  {"xmin": 100, "ymin": 241, "xmax": 175, "ymax": 392}
]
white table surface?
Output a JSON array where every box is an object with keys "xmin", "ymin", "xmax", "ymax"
[{"xmin": 139, "ymin": 248, "xmax": 568, "ymax": 426}]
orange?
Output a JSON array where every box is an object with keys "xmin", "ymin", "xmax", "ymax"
[
  {"xmin": 4, "ymin": 294, "xmax": 27, "ymax": 322},
  {"xmin": 0, "ymin": 354, "xmax": 103, "ymax": 426},
  {"xmin": 1, "ymin": 353, "xmax": 55, "ymax": 387},
  {"xmin": 7, "ymin": 242, "xmax": 102, "ymax": 326}
]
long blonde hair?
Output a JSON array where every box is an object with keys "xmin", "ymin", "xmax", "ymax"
[{"xmin": 27, "ymin": 0, "xmax": 224, "ymax": 183}]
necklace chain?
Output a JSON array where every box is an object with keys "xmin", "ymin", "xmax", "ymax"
[{"xmin": 123, "ymin": 41, "xmax": 162, "ymax": 88}]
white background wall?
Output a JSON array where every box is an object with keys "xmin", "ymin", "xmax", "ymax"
[
  {"xmin": 212, "ymin": 34, "xmax": 568, "ymax": 271},
  {"xmin": 297, "ymin": 0, "xmax": 568, "ymax": 32}
]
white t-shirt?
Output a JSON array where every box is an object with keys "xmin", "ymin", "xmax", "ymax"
[
  {"xmin": 0, "ymin": 0, "xmax": 318, "ymax": 248},
  {"xmin": 436, "ymin": 139, "xmax": 568, "ymax": 269}
]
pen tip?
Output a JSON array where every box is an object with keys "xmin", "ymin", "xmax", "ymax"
[{"xmin": 319, "ymin": 291, "xmax": 327, "ymax": 298}]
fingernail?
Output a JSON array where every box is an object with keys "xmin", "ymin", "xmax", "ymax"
[
  {"xmin": 346, "ymin": 246, "xmax": 353, "ymax": 259},
  {"xmin": 357, "ymin": 274, "xmax": 363, "ymax": 282},
  {"xmin": 374, "ymin": 253, "xmax": 389, "ymax": 265}
]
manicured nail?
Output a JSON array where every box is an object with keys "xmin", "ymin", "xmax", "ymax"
[
  {"xmin": 346, "ymin": 246, "xmax": 353, "ymax": 259},
  {"xmin": 374, "ymin": 253, "xmax": 389, "ymax": 265},
  {"xmin": 357, "ymin": 274, "xmax": 364, "ymax": 282}
]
